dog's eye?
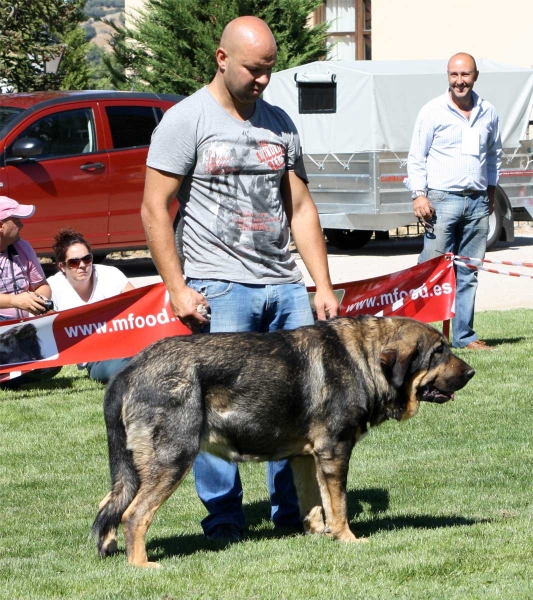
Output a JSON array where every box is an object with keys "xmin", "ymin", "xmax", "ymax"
[{"xmin": 433, "ymin": 344, "xmax": 444, "ymax": 354}]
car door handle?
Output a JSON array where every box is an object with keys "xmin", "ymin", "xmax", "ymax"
[{"xmin": 80, "ymin": 162, "xmax": 105, "ymax": 171}]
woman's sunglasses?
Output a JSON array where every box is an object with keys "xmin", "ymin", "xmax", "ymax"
[{"xmin": 65, "ymin": 253, "xmax": 94, "ymax": 268}]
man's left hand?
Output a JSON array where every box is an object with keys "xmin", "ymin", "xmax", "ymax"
[{"xmin": 313, "ymin": 287, "xmax": 339, "ymax": 321}]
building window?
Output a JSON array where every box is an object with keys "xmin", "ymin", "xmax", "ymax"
[{"xmin": 322, "ymin": 0, "xmax": 371, "ymax": 61}]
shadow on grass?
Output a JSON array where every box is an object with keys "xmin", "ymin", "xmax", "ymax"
[
  {"xmin": 483, "ymin": 337, "xmax": 525, "ymax": 347},
  {"xmin": 2, "ymin": 374, "xmax": 94, "ymax": 396},
  {"xmin": 355, "ymin": 513, "xmax": 483, "ymax": 538},
  {"xmin": 144, "ymin": 488, "xmax": 482, "ymax": 560}
]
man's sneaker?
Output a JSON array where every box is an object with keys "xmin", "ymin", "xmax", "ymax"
[{"xmin": 206, "ymin": 523, "xmax": 242, "ymax": 542}]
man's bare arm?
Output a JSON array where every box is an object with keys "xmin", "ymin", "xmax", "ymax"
[
  {"xmin": 141, "ymin": 166, "xmax": 209, "ymax": 327},
  {"xmin": 281, "ymin": 171, "xmax": 338, "ymax": 320}
]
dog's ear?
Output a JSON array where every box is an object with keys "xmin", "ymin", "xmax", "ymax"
[{"xmin": 380, "ymin": 343, "xmax": 419, "ymax": 388}]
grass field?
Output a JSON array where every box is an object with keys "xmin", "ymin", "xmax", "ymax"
[{"xmin": 1, "ymin": 310, "xmax": 532, "ymax": 600}]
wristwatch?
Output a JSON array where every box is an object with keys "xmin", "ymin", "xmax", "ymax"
[{"xmin": 412, "ymin": 190, "xmax": 426, "ymax": 199}]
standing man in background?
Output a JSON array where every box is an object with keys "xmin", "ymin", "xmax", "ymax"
[
  {"xmin": 141, "ymin": 16, "xmax": 338, "ymax": 541},
  {"xmin": 407, "ymin": 52, "xmax": 502, "ymax": 350}
]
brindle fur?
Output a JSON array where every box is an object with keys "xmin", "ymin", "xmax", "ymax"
[{"xmin": 91, "ymin": 316, "xmax": 474, "ymax": 567}]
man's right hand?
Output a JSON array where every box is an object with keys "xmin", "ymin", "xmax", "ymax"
[
  {"xmin": 169, "ymin": 285, "xmax": 211, "ymax": 332},
  {"xmin": 413, "ymin": 195, "xmax": 435, "ymax": 222},
  {"xmin": 12, "ymin": 292, "xmax": 48, "ymax": 316}
]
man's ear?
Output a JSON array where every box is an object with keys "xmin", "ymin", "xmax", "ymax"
[
  {"xmin": 380, "ymin": 343, "xmax": 419, "ymax": 388},
  {"xmin": 216, "ymin": 47, "xmax": 228, "ymax": 71}
]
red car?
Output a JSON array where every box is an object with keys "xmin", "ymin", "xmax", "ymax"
[{"xmin": 0, "ymin": 91, "xmax": 183, "ymax": 255}]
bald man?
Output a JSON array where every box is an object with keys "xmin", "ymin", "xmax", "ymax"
[
  {"xmin": 407, "ymin": 53, "xmax": 502, "ymax": 350},
  {"xmin": 142, "ymin": 17, "xmax": 338, "ymax": 541}
]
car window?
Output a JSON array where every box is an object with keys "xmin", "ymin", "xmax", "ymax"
[
  {"xmin": 8, "ymin": 108, "xmax": 96, "ymax": 159},
  {"xmin": 0, "ymin": 106, "xmax": 23, "ymax": 129},
  {"xmin": 105, "ymin": 105, "xmax": 160, "ymax": 149}
]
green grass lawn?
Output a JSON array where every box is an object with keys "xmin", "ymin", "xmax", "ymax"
[{"xmin": 1, "ymin": 310, "xmax": 532, "ymax": 600}]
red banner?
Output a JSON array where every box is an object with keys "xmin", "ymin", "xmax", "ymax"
[
  {"xmin": 309, "ymin": 254, "xmax": 455, "ymax": 322},
  {"xmin": 0, "ymin": 284, "xmax": 190, "ymax": 380},
  {"xmin": 0, "ymin": 255, "xmax": 455, "ymax": 381}
]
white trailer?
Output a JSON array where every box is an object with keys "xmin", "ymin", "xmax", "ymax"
[{"xmin": 263, "ymin": 59, "xmax": 533, "ymax": 249}]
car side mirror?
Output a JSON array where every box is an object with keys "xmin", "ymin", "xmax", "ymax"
[{"xmin": 5, "ymin": 138, "xmax": 44, "ymax": 164}]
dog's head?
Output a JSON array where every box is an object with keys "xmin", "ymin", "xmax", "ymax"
[
  {"xmin": 379, "ymin": 318, "xmax": 474, "ymax": 420},
  {"xmin": 0, "ymin": 323, "xmax": 43, "ymax": 365}
]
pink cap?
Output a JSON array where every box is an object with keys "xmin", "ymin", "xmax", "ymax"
[{"xmin": 0, "ymin": 196, "xmax": 35, "ymax": 221}]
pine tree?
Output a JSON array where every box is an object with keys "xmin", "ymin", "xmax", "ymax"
[
  {"xmin": 103, "ymin": 0, "xmax": 328, "ymax": 95},
  {"xmin": 59, "ymin": 27, "xmax": 92, "ymax": 90},
  {"xmin": 0, "ymin": 0, "xmax": 87, "ymax": 92}
]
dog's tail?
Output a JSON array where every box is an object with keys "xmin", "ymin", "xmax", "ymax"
[{"xmin": 90, "ymin": 376, "xmax": 140, "ymax": 558}]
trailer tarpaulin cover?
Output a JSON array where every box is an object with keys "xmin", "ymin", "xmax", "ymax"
[{"xmin": 263, "ymin": 59, "xmax": 533, "ymax": 154}]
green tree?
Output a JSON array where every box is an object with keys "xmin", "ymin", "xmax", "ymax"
[
  {"xmin": 59, "ymin": 26, "xmax": 91, "ymax": 90},
  {"xmin": 86, "ymin": 44, "xmax": 113, "ymax": 90},
  {"xmin": 103, "ymin": 0, "xmax": 328, "ymax": 95},
  {"xmin": 0, "ymin": 0, "xmax": 86, "ymax": 92}
]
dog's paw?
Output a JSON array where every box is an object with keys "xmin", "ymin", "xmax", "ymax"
[
  {"xmin": 98, "ymin": 539, "xmax": 119, "ymax": 558},
  {"xmin": 303, "ymin": 506, "xmax": 326, "ymax": 535},
  {"xmin": 136, "ymin": 561, "xmax": 161, "ymax": 569},
  {"xmin": 324, "ymin": 526, "xmax": 366, "ymax": 543}
]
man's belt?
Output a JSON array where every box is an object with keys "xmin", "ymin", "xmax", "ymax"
[
  {"xmin": 458, "ymin": 189, "xmax": 483, "ymax": 196},
  {"xmin": 431, "ymin": 189, "xmax": 483, "ymax": 196}
]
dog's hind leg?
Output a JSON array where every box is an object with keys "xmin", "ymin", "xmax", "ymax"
[
  {"xmin": 122, "ymin": 461, "xmax": 193, "ymax": 568},
  {"xmin": 290, "ymin": 456, "xmax": 325, "ymax": 535},
  {"xmin": 314, "ymin": 451, "xmax": 365, "ymax": 543}
]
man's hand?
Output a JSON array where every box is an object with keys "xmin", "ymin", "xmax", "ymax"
[
  {"xmin": 12, "ymin": 292, "xmax": 48, "ymax": 316},
  {"xmin": 313, "ymin": 287, "xmax": 339, "ymax": 321},
  {"xmin": 169, "ymin": 285, "xmax": 210, "ymax": 332},
  {"xmin": 413, "ymin": 195, "xmax": 435, "ymax": 222}
]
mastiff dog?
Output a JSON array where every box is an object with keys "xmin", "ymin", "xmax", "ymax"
[{"xmin": 91, "ymin": 316, "xmax": 474, "ymax": 567}]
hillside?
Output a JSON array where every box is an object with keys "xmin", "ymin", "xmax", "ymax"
[{"xmin": 83, "ymin": 0, "xmax": 125, "ymax": 52}]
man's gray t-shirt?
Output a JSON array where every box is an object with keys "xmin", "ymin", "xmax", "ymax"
[{"xmin": 146, "ymin": 87, "xmax": 307, "ymax": 284}]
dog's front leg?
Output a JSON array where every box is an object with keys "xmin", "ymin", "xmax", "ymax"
[
  {"xmin": 290, "ymin": 455, "xmax": 325, "ymax": 535},
  {"xmin": 314, "ymin": 452, "xmax": 365, "ymax": 543}
]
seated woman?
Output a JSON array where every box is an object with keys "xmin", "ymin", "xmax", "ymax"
[{"xmin": 48, "ymin": 229, "xmax": 135, "ymax": 383}]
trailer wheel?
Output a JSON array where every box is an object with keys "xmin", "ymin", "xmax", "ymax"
[
  {"xmin": 324, "ymin": 229, "xmax": 373, "ymax": 250},
  {"xmin": 486, "ymin": 202, "xmax": 502, "ymax": 251}
]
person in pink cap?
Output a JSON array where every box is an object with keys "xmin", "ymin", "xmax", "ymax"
[
  {"xmin": 0, "ymin": 196, "xmax": 53, "ymax": 321},
  {"xmin": 0, "ymin": 196, "xmax": 60, "ymax": 389}
]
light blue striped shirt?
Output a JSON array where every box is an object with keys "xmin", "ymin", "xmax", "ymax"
[{"xmin": 406, "ymin": 90, "xmax": 502, "ymax": 193}]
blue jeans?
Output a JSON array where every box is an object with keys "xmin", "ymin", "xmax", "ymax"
[
  {"xmin": 86, "ymin": 358, "xmax": 131, "ymax": 383},
  {"xmin": 187, "ymin": 279, "xmax": 314, "ymax": 536},
  {"xmin": 419, "ymin": 190, "xmax": 489, "ymax": 348}
]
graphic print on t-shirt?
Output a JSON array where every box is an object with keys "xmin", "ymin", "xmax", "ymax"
[{"xmin": 202, "ymin": 132, "xmax": 287, "ymax": 268}]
